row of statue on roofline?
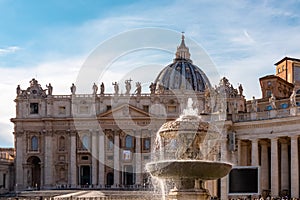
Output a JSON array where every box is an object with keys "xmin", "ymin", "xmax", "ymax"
[
  {"xmin": 15, "ymin": 77, "xmax": 298, "ymax": 112},
  {"xmin": 16, "ymin": 78, "xmax": 145, "ymax": 97},
  {"xmin": 203, "ymin": 77, "xmax": 244, "ymax": 113},
  {"xmin": 249, "ymin": 88, "xmax": 298, "ymax": 113}
]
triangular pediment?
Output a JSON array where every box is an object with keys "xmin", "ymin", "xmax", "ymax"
[{"xmin": 98, "ymin": 104, "xmax": 151, "ymax": 119}]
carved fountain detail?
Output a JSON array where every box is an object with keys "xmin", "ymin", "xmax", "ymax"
[{"xmin": 146, "ymin": 98, "xmax": 232, "ymax": 200}]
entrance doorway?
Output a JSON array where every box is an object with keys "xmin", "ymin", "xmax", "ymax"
[
  {"xmin": 123, "ymin": 165, "xmax": 134, "ymax": 186},
  {"xmin": 106, "ymin": 172, "xmax": 114, "ymax": 186},
  {"xmin": 80, "ymin": 166, "xmax": 91, "ymax": 186},
  {"xmin": 27, "ymin": 156, "xmax": 41, "ymax": 188}
]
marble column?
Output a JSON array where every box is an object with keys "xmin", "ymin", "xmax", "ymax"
[
  {"xmin": 44, "ymin": 134, "xmax": 53, "ymax": 188},
  {"xmin": 91, "ymin": 131, "xmax": 98, "ymax": 186},
  {"xmin": 113, "ymin": 130, "xmax": 120, "ymax": 187},
  {"xmin": 135, "ymin": 130, "xmax": 142, "ymax": 185},
  {"xmin": 251, "ymin": 139, "xmax": 259, "ymax": 166},
  {"xmin": 290, "ymin": 136, "xmax": 299, "ymax": 198},
  {"xmin": 280, "ymin": 139, "xmax": 289, "ymax": 191},
  {"xmin": 271, "ymin": 138, "xmax": 279, "ymax": 197},
  {"xmin": 98, "ymin": 133, "xmax": 105, "ymax": 187},
  {"xmin": 260, "ymin": 140, "xmax": 269, "ymax": 192},
  {"xmin": 69, "ymin": 132, "xmax": 77, "ymax": 187}
]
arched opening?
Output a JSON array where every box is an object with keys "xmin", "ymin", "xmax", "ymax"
[
  {"xmin": 106, "ymin": 172, "xmax": 114, "ymax": 186},
  {"xmin": 27, "ymin": 156, "xmax": 41, "ymax": 188}
]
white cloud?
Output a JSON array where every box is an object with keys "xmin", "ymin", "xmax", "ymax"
[{"xmin": 0, "ymin": 46, "xmax": 20, "ymax": 55}]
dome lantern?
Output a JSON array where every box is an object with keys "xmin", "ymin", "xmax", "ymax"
[
  {"xmin": 175, "ymin": 32, "xmax": 191, "ymax": 62},
  {"xmin": 154, "ymin": 33, "xmax": 211, "ymax": 94}
]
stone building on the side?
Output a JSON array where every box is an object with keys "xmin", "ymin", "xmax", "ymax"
[
  {"xmin": 10, "ymin": 35, "xmax": 300, "ymax": 199},
  {"xmin": 0, "ymin": 148, "xmax": 15, "ymax": 194}
]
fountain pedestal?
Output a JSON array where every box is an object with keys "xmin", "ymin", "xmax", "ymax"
[
  {"xmin": 168, "ymin": 189, "xmax": 210, "ymax": 200},
  {"xmin": 168, "ymin": 179, "xmax": 210, "ymax": 200}
]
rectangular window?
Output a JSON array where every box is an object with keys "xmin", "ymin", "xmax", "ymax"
[
  {"xmin": 108, "ymin": 139, "xmax": 114, "ymax": 150},
  {"xmin": 59, "ymin": 106, "xmax": 66, "ymax": 115},
  {"xmin": 79, "ymin": 106, "xmax": 89, "ymax": 114},
  {"xmin": 59, "ymin": 155, "xmax": 65, "ymax": 161},
  {"xmin": 81, "ymin": 156, "xmax": 89, "ymax": 160},
  {"xmin": 143, "ymin": 138, "xmax": 151, "ymax": 151},
  {"xmin": 30, "ymin": 103, "xmax": 39, "ymax": 114},
  {"xmin": 266, "ymin": 90, "xmax": 272, "ymax": 98},
  {"xmin": 107, "ymin": 155, "xmax": 113, "ymax": 160},
  {"xmin": 168, "ymin": 105, "xmax": 176, "ymax": 113},
  {"xmin": 106, "ymin": 105, "xmax": 112, "ymax": 111},
  {"xmin": 123, "ymin": 150, "xmax": 131, "ymax": 160},
  {"xmin": 143, "ymin": 105, "xmax": 149, "ymax": 112},
  {"xmin": 294, "ymin": 66, "xmax": 300, "ymax": 84}
]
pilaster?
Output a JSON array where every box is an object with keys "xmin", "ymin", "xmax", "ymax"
[
  {"xmin": 69, "ymin": 131, "xmax": 77, "ymax": 187},
  {"xmin": 135, "ymin": 130, "xmax": 142, "ymax": 185},
  {"xmin": 91, "ymin": 131, "xmax": 98, "ymax": 186},
  {"xmin": 98, "ymin": 132, "xmax": 105, "ymax": 187},
  {"xmin": 113, "ymin": 130, "xmax": 120, "ymax": 187},
  {"xmin": 44, "ymin": 131, "xmax": 53, "ymax": 188}
]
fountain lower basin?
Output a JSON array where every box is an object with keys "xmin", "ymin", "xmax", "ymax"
[{"xmin": 146, "ymin": 160, "xmax": 232, "ymax": 180}]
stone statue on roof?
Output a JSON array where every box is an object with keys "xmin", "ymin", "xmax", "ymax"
[
  {"xmin": 290, "ymin": 88, "xmax": 297, "ymax": 107},
  {"xmin": 100, "ymin": 82, "xmax": 105, "ymax": 95},
  {"xmin": 92, "ymin": 83, "xmax": 98, "ymax": 95},
  {"xmin": 70, "ymin": 83, "xmax": 76, "ymax": 95},
  {"xmin": 46, "ymin": 83, "xmax": 53, "ymax": 95},
  {"xmin": 269, "ymin": 93, "xmax": 276, "ymax": 109},
  {"xmin": 112, "ymin": 82, "xmax": 119, "ymax": 95}
]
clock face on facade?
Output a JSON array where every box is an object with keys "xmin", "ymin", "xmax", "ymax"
[{"xmin": 267, "ymin": 81, "xmax": 271, "ymax": 86}]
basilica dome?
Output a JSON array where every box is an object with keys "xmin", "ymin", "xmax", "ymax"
[{"xmin": 154, "ymin": 34, "xmax": 211, "ymax": 93}]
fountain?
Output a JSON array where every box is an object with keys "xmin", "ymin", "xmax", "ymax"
[{"xmin": 146, "ymin": 98, "xmax": 232, "ymax": 200}]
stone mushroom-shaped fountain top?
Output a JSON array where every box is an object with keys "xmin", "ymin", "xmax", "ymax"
[{"xmin": 146, "ymin": 98, "xmax": 232, "ymax": 200}]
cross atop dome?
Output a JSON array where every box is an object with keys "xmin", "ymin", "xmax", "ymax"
[{"xmin": 175, "ymin": 32, "xmax": 191, "ymax": 62}]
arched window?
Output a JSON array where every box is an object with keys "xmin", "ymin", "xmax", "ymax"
[
  {"xmin": 82, "ymin": 135, "xmax": 89, "ymax": 150},
  {"xmin": 31, "ymin": 136, "xmax": 38, "ymax": 151},
  {"xmin": 58, "ymin": 136, "xmax": 65, "ymax": 151},
  {"xmin": 125, "ymin": 135, "xmax": 133, "ymax": 148}
]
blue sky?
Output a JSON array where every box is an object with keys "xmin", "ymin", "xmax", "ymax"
[{"xmin": 0, "ymin": 0, "xmax": 300, "ymax": 147}]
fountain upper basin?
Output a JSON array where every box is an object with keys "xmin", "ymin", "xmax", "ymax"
[{"xmin": 146, "ymin": 160, "xmax": 232, "ymax": 180}]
